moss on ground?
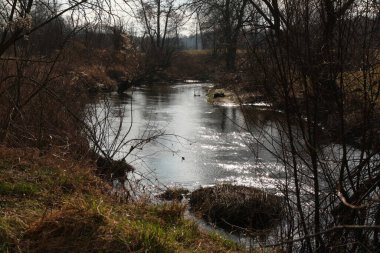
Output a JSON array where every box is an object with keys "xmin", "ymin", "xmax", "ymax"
[{"xmin": 0, "ymin": 147, "xmax": 243, "ymax": 252}]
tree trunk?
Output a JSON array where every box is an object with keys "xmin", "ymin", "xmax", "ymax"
[{"xmin": 226, "ymin": 43, "xmax": 237, "ymax": 70}]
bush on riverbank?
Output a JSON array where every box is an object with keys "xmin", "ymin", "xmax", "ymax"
[
  {"xmin": 158, "ymin": 187, "xmax": 190, "ymax": 201},
  {"xmin": 190, "ymin": 184, "xmax": 283, "ymax": 231},
  {"xmin": 0, "ymin": 147, "xmax": 242, "ymax": 252},
  {"xmin": 165, "ymin": 50, "xmax": 220, "ymax": 81}
]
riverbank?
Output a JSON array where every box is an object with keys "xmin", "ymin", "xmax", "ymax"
[
  {"xmin": 0, "ymin": 147, "xmax": 244, "ymax": 252},
  {"xmin": 206, "ymin": 86, "xmax": 267, "ymax": 107}
]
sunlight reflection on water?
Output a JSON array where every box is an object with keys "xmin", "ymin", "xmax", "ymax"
[{"xmin": 96, "ymin": 82, "xmax": 284, "ymax": 191}]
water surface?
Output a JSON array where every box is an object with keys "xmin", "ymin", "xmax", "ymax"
[{"xmin": 92, "ymin": 82, "xmax": 284, "ymax": 190}]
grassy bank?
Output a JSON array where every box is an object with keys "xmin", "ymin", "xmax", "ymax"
[{"xmin": 0, "ymin": 147, "xmax": 243, "ymax": 252}]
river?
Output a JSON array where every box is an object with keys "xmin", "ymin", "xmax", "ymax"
[{"xmin": 89, "ymin": 82, "xmax": 286, "ymax": 191}]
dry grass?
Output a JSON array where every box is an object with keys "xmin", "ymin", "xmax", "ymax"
[
  {"xmin": 158, "ymin": 187, "xmax": 190, "ymax": 201},
  {"xmin": 62, "ymin": 43, "xmax": 141, "ymax": 92},
  {"xmin": 166, "ymin": 50, "xmax": 223, "ymax": 81},
  {"xmin": 190, "ymin": 184, "xmax": 283, "ymax": 232},
  {"xmin": 0, "ymin": 147, "xmax": 245, "ymax": 252}
]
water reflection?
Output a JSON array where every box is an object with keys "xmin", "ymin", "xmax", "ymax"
[{"xmin": 94, "ymin": 83, "xmax": 284, "ymax": 189}]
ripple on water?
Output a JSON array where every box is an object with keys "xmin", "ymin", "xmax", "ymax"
[
  {"xmin": 95, "ymin": 83, "xmax": 288, "ymax": 195},
  {"xmin": 218, "ymin": 103, "xmax": 239, "ymax": 107},
  {"xmin": 216, "ymin": 163, "xmax": 250, "ymax": 173},
  {"xmin": 231, "ymin": 141, "xmax": 248, "ymax": 148},
  {"xmin": 200, "ymin": 144, "xmax": 218, "ymax": 151},
  {"xmin": 199, "ymin": 134, "xmax": 221, "ymax": 141},
  {"xmin": 217, "ymin": 176, "xmax": 284, "ymax": 192},
  {"xmin": 200, "ymin": 144, "xmax": 240, "ymax": 151}
]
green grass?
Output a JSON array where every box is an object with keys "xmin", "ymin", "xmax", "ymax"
[
  {"xmin": 0, "ymin": 148, "xmax": 246, "ymax": 252},
  {"xmin": 0, "ymin": 158, "xmax": 30, "ymax": 171},
  {"xmin": 208, "ymin": 232, "xmax": 241, "ymax": 251},
  {"xmin": 0, "ymin": 182, "xmax": 40, "ymax": 196},
  {"xmin": 0, "ymin": 215, "xmax": 27, "ymax": 252}
]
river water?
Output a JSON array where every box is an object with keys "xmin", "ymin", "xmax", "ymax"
[
  {"xmin": 87, "ymin": 81, "xmax": 376, "ymax": 250},
  {"xmin": 90, "ymin": 82, "xmax": 285, "ymax": 190}
]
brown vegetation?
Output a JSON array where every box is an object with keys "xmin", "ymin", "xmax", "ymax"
[
  {"xmin": 190, "ymin": 184, "xmax": 283, "ymax": 231},
  {"xmin": 165, "ymin": 50, "xmax": 221, "ymax": 81},
  {"xmin": 0, "ymin": 58, "xmax": 90, "ymax": 153},
  {"xmin": 0, "ymin": 147, "xmax": 243, "ymax": 252},
  {"xmin": 0, "ymin": 1, "xmax": 247, "ymax": 252},
  {"xmin": 158, "ymin": 187, "xmax": 190, "ymax": 201}
]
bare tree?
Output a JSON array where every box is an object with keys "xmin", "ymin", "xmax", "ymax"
[
  {"xmin": 0, "ymin": 0, "xmax": 142, "ymax": 153},
  {"xmin": 131, "ymin": 0, "xmax": 185, "ymax": 70},
  {"xmin": 237, "ymin": 0, "xmax": 380, "ymax": 252},
  {"xmin": 192, "ymin": 0, "xmax": 249, "ymax": 70}
]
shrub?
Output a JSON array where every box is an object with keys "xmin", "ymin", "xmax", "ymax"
[{"xmin": 190, "ymin": 184, "xmax": 283, "ymax": 231}]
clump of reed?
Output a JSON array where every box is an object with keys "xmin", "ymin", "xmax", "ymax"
[
  {"xmin": 189, "ymin": 184, "xmax": 283, "ymax": 231},
  {"xmin": 158, "ymin": 187, "xmax": 190, "ymax": 201}
]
